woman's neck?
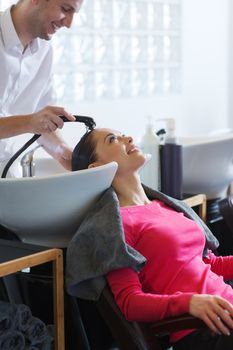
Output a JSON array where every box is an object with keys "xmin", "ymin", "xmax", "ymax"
[{"xmin": 113, "ymin": 173, "xmax": 151, "ymax": 207}]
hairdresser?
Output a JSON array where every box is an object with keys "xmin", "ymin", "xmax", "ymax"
[{"xmin": 0, "ymin": 0, "xmax": 84, "ymax": 175}]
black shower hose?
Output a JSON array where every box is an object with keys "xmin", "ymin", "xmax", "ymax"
[{"xmin": 1, "ymin": 115, "xmax": 96, "ymax": 179}]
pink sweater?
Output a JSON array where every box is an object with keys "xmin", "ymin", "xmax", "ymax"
[{"xmin": 106, "ymin": 200, "xmax": 233, "ymax": 342}]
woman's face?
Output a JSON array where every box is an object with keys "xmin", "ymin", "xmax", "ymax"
[{"xmin": 90, "ymin": 128, "xmax": 146, "ymax": 174}]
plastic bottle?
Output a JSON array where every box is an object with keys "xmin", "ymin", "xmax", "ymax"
[
  {"xmin": 140, "ymin": 119, "xmax": 160, "ymax": 190},
  {"xmin": 159, "ymin": 118, "xmax": 183, "ymax": 199}
]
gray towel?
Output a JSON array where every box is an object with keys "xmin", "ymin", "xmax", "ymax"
[
  {"xmin": 0, "ymin": 301, "xmax": 53, "ymax": 349},
  {"xmin": 26, "ymin": 341, "xmax": 52, "ymax": 350},
  {"xmin": 32, "ymin": 325, "xmax": 53, "ymax": 350},
  {"xmin": 66, "ymin": 186, "xmax": 219, "ymax": 300},
  {"xmin": 36, "ymin": 338, "xmax": 53, "ymax": 350},
  {"xmin": 24, "ymin": 317, "xmax": 47, "ymax": 346},
  {"xmin": 14, "ymin": 303, "xmax": 32, "ymax": 332},
  {"xmin": 0, "ymin": 301, "xmax": 32, "ymax": 334},
  {"xmin": 25, "ymin": 331, "xmax": 53, "ymax": 349},
  {"xmin": 0, "ymin": 330, "xmax": 25, "ymax": 350},
  {"xmin": 66, "ymin": 188, "xmax": 146, "ymax": 300},
  {"xmin": 0, "ymin": 301, "xmax": 14, "ymax": 335}
]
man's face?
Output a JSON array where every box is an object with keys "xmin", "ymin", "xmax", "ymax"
[{"xmin": 30, "ymin": 0, "xmax": 83, "ymax": 40}]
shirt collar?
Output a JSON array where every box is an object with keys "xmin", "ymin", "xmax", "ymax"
[{"xmin": 0, "ymin": 6, "xmax": 39, "ymax": 54}]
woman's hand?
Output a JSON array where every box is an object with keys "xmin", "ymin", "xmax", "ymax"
[{"xmin": 189, "ymin": 294, "xmax": 233, "ymax": 336}]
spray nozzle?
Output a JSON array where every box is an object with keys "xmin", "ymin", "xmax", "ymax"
[
  {"xmin": 60, "ymin": 115, "xmax": 96, "ymax": 131},
  {"xmin": 156, "ymin": 128, "xmax": 166, "ymax": 137},
  {"xmin": 156, "ymin": 118, "xmax": 176, "ymax": 143}
]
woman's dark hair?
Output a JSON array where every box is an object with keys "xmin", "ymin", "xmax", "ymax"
[{"xmin": 72, "ymin": 130, "xmax": 97, "ymax": 171}]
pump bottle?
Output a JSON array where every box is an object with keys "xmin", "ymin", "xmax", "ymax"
[
  {"xmin": 159, "ymin": 118, "xmax": 183, "ymax": 199},
  {"xmin": 140, "ymin": 119, "xmax": 160, "ymax": 190}
]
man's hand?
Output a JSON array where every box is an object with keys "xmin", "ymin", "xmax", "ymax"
[
  {"xmin": 189, "ymin": 294, "xmax": 233, "ymax": 336},
  {"xmin": 28, "ymin": 106, "xmax": 75, "ymax": 134}
]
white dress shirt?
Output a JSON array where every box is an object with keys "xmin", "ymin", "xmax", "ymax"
[{"xmin": 0, "ymin": 6, "xmax": 56, "ymax": 165}]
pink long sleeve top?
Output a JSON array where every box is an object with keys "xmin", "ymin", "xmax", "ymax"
[{"xmin": 106, "ymin": 200, "xmax": 233, "ymax": 343}]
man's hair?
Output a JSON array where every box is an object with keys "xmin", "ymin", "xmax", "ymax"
[{"xmin": 72, "ymin": 130, "xmax": 97, "ymax": 171}]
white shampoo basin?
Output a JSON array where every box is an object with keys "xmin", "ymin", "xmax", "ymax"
[
  {"xmin": 181, "ymin": 132, "xmax": 233, "ymax": 199},
  {"xmin": 0, "ymin": 161, "xmax": 118, "ymax": 247}
]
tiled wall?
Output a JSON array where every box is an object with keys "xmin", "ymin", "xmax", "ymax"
[{"xmin": 53, "ymin": 0, "xmax": 182, "ymax": 102}]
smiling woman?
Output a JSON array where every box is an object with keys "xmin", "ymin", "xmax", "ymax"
[
  {"xmin": 72, "ymin": 127, "xmax": 153, "ymax": 208},
  {"xmin": 72, "ymin": 128, "xmax": 145, "ymax": 186},
  {"xmin": 69, "ymin": 127, "xmax": 233, "ymax": 350}
]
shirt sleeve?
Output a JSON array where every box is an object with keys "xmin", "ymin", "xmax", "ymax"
[
  {"xmin": 203, "ymin": 250, "xmax": 233, "ymax": 280},
  {"xmin": 106, "ymin": 267, "xmax": 193, "ymax": 322}
]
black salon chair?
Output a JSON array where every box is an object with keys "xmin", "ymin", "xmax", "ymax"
[{"xmin": 95, "ymin": 285, "xmax": 206, "ymax": 350}]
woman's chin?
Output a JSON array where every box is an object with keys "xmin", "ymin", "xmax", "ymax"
[{"xmin": 138, "ymin": 154, "xmax": 150, "ymax": 172}]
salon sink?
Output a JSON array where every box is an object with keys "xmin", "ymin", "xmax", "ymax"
[
  {"xmin": 180, "ymin": 131, "xmax": 233, "ymax": 199},
  {"xmin": 0, "ymin": 160, "xmax": 118, "ymax": 247},
  {"xmin": 34, "ymin": 157, "xmax": 69, "ymax": 177}
]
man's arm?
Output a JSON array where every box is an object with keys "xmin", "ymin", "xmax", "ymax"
[
  {"xmin": 0, "ymin": 106, "xmax": 75, "ymax": 138},
  {"xmin": 0, "ymin": 106, "xmax": 75, "ymax": 170},
  {"xmin": 38, "ymin": 131, "xmax": 73, "ymax": 170}
]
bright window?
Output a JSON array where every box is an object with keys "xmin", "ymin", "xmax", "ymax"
[{"xmin": 1, "ymin": 0, "xmax": 182, "ymax": 103}]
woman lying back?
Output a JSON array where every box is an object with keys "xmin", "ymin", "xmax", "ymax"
[{"xmin": 72, "ymin": 127, "xmax": 233, "ymax": 350}]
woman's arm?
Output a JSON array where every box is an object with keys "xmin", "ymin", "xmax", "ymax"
[
  {"xmin": 106, "ymin": 267, "xmax": 193, "ymax": 322},
  {"xmin": 203, "ymin": 250, "xmax": 233, "ymax": 280},
  {"xmin": 107, "ymin": 267, "xmax": 233, "ymax": 335}
]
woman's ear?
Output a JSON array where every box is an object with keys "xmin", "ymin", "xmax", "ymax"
[{"xmin": 88, "ymin": 162, "xmax": 101, "ymax": 169}]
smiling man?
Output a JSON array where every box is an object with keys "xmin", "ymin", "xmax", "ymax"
[{"xmin": 0, "ymin": 0, "xmax": 83, "ymax": 175}]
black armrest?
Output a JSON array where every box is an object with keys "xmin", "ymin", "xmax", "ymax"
[
  {"xmin": 149, "ymin": 314, "xmax": 206, "ymax": 337},
  {"xmin": 96, "ymin": 285, "xmax": 207, "ymax": 350}
]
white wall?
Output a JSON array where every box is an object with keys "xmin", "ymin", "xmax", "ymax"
[
  {"xmin": 182, "ymin": 0, "xmax": 229, "ymax": 136},
  {"xmin": 57, "ymin": 0, "xmax": 230, "ymax": 149}
]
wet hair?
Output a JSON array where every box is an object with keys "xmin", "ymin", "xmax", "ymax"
[{"xmin": 72, "ymin": 130, "xmax": 97, "ymax": 171}]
